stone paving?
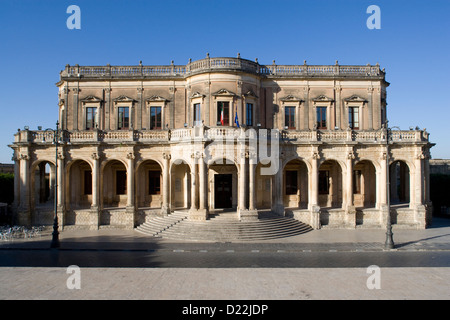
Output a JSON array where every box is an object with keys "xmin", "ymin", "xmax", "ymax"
[{"xmin": 0, "ymin": 218, "xmax": 449, "ymax": 300}]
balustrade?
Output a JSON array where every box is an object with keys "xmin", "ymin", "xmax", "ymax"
[
  {"xmin": 17, "ymin": 126, "xmax": 428, "ymax": 145},
  {"xmin": 61, "ymin": 58, "xmax": 384, "ymax": 79}
]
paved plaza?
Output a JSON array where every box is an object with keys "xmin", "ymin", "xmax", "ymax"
[{"xmin": 1, "ymin": 218, "xmax": 450, "ymax": 301}]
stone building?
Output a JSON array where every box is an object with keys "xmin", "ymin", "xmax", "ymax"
[{"xmin": 10, "ymin": 55, "xmax": 434, "ymax": 231}]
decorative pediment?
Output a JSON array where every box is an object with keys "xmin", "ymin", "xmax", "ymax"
[
  {"xmin": 212, "ymin": 89, "xmax": 236, "ymax": 97},
  {"xmin": 146, "ymin": 95, "xmax": 169, "ymax": 103},
  {"xmin": 242, "ymin": 90, "xmax": 258, "ymax": 99},
  {"xmin": 80, "ymin": 95, "xmax": 102, "ymax": 103},
  {"xmin": 344, "ymin": 94, "xmax": 367, "ymax": 102},
  {"xmin": 113, "ymin": 95, "xmax": 136, "ymax": 103},
  {"xmin": 312, "ymin": 95, "xmax": 333, "ymax": 102},
  {"xmin": 190, "ymin": 91, "xmax": 206, "ymax": 99},
  {"xmin": 280, "ymin": 95, "xmax": 303, "ymax": 102}
]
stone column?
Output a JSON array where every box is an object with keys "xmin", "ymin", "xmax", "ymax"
[
  {"xmin": 197, "ymin": 153, "xmax": 209, "ymax": 220},
  {"xmin": 126, "ymin": 151, "xmax": 135, "ymax": 228},
  {"xmin": 189, "ymin": 153, "xmax": 198, "ymax": 219},
  {"xmin": 56, "ymin": 150, "xmax": 65, "ymax": 229},
  {"xmin": 379, "ymin": 148, "xmax": 389, "ymax": 227},
  {"xmin": 18, "ymin": 153, "xmax": 30, "ymax": 226},
  {"xmin": 249, "ymin": 153, "xmax": 256, "ymax": 211},
  {"xmin": 242, "ymin": 152, "xmax": 259, "ymax": 221},
  {"xmin": 90, "ymin": 152, "xmax": 100, "ymax": 230},
  {"xmin": 309, "ymin": 150, "xmax": 320, "ymax": 229},
  {"xmin": 161, "ymin": 153, "xmax": 171, "ymax": 216},
  {"xmin": 414, "ymin": 151, "xmax": 426, "ymax": 228},
  {"xmin": 239, "ymin": 152, "xmax": 247, "ymax": 212},
  {"xmin": 345, "ymin": 149, "xmax": 356, "ymax": 228}
]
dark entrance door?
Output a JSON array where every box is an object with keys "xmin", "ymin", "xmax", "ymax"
[{"xmin": 214, "ymin": 174, "xmax": 232, "ymax": 208}]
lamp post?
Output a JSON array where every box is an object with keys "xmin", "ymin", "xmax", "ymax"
[
  {"xmin": 384, "ymin": 122, "xmax": 394, "ymax": 249},
  {"xmin": 49, "ymin": 121, "xmax": 61, "ymax": 249}
]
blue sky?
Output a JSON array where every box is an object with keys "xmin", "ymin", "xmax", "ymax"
[{"xmin": 0, "ymin": 0, "xmax": 449, "ymax": 163}]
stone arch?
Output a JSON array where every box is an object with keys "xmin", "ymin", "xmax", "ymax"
[
  {"xmin": 283, "ymin": 158, "xmax": 309, "ymax": 209},
  {"xmin": 208, "ymin": 157, "xmax": 239, "ymax": 210},
  {"xmin": 318, "ymin": 159, "xmax": 343, "ymax": 208},
  {"xmin": 389, "ymin": 160, "xmax": 410, "ymax": 205},
  {"xmin": 101, "ymin": 159, "xmax": 128, "ymax": 208},
  {"xmin": 30, "ymin": 159, "xmax": 56, "ymax": 209},
  {"xmin": 170, "ymin": 159, "xmax": 191, "ymax": 210},
  {"xmin": 353, "ymin": 159, "xmax": 377, "ymax": 208},
  {"xmin": 66, "ymin": 159, "xmax": 93, "ymax": 210},
  {"xmin": 136, "ymin": 159, "xmax": 163, "ymax": 208}
]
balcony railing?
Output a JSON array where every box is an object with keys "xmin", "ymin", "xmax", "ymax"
[
  {"xmin": 60, "ymin": 57, "xmax": 384, "ymax": 80},
  {"xmin": 15, "ymin": 127, "xmax": 429, "ymax": 145}
]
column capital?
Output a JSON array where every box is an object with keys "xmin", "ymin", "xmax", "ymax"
[
  {"xmin": 126, "ymin": 152, "xmax": 135, "ymax": 160},
  {"xmin": 163, "ymin": 152, "xmax": 171, "ymax": 160},
  {"xmin": 91, "ymin": 152, "xmax": 100, "ymax": 160}
]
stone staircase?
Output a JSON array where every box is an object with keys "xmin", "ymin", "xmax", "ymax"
[{"xmin": 135, "ymin": 210, "xmax": 313, "ymax": 241}]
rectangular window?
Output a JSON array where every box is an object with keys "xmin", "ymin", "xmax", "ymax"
[
  {"xmin": 150, "ymin": 106, "xmax": 162, "ymax": 130},
  {"xmin": 86, "ymin": 107, "xmax": 97, "ymax": 130},
  {"xmin": 318, "ymin": 170, "xmax": 330, "ymax": 194},
  {"xmin": 285, "ymin": 170, "xmax": 298, "ymax": 195},
  {"xmin": 217, "ymin": 101, "xmax": 229, "ymax": 126},
  {"xmin": 317, "ymin": 107, "xmax": 327, "ymax": 129},
  {"xmin": 148, "ymin": 171, "xmax": 161, "ymax": 195},
  {"xmin": 349, "ymin": 107, "xmax": 359, "ymax": 130},
  {"xmin": 84, "ymin": 170, "xmax": 92, "ymax": 195},
  {"xmin": 116, "ymin": 170, "xmax": 127, "ymax": 195},
  {"xmin": 118, "ymin": 107, "xmax": 129, "ymax": 130},
  {"xmin": 194, "ymin": 103, "xmax": 201, "ymax": 126},
  {"xmin": 353, "ymin": 170, "xmax": 362, "ymax": 194},
  {"xmin": 246, "ymin": 103, "xmax": 253, "ymax": 126},
  {"xmin": 285, "ymin": 106, "xmax": 295, "ymax": 129}
]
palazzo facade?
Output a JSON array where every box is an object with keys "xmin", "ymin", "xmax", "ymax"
[{"xmin": 10, "ymin": 55, "xmax": 434, "ymax": 230}]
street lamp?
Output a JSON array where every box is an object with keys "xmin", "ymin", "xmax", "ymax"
[
  {"xmin": 384, "ymin": 122, "xmax": 394, "ymax": 249},
  {"xmin": 44, "ymin": 121, "xmax": 62, "ymax": 249}
]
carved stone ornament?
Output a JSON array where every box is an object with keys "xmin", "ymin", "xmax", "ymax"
[
  {"xmin": 81, "ymin": 95, "xmax": 102, "ymax": 103},
  {"xmin": 280, "ymin": 95, "xmax": 303, "ymax": 102},
  {"xmin": 126, "ymin": 152, "xmax": 135, "ymax": 160},
  {"xmin": 212, "ymin": 89, "xmax": 236, "ymax": 97},
  {"xmin": 312, "ymin": 95, "xmax": 333, "ymax": 102},
  {"xmin": 113, "ymin": 95, "xmax": 136, "ymax": 103},
  {"xmin": 91, "ymin": 152, "xmax": 100, "ymax": 160},
  {"xmin": 190, "ymin": 92, "xmax": 206, "ymax": 99},
  {"xmin": 146, "ymin": 95, "xmax": 169, "ymax": 103},
  {"xmin": 344, "ymin": 94, "xmax": 367, "ymax": 103},
  {"xmin": 242, "ymin": 90, "xmax": 258, "ymax": 99},
  {"xmin": 163, "ymin": 153, "xmax": 171, "ymax": 160}
]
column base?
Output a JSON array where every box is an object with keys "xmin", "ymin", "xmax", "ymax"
[
  {"xmin": 309, "ymin": 205, "xmax": 321, "ymax": 229},
  {"xmin": 239, "ymin": 209, "xmax": 258, "ymax": 221},
  {"xmin": 89, "ymin": 205, "xmax": 100, "ymax": 230},
  {"xmin": 345, "ymin": 205, "xmax": 356, "ymax": 228},
  {"xmin": 160, "ymin": 205, "xmax": 170, "ymax": 217},
  {"xmin": 125, "ymin": 206, "xmax": 135, "ymax": 229},
  {"xmin": 188, "ymin": 208, "xmax": 209, "ymax": 221}
]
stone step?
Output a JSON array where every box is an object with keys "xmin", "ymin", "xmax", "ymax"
[{"xmin": 135, "ymin": 211, "xmax": 312, "ymax": 241}]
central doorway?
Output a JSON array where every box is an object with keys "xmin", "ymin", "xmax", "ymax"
[{"xmin": 214, "ymin": 174, "xmax": 232, "ymax": 208}]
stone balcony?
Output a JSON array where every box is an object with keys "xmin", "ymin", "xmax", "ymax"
[{"xmin": 14, "ymin": 126, "xmax": 430, "ymax": 146}]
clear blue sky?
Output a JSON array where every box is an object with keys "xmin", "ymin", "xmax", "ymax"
[{"xmin": 1, "ymin": 0, "xmax": 449, "ymax": 163}]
